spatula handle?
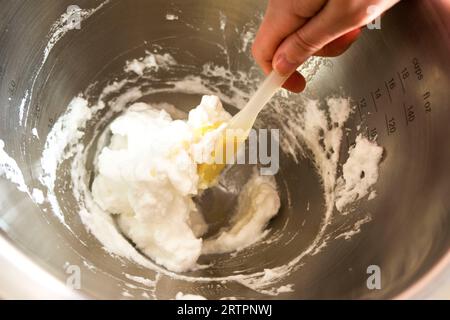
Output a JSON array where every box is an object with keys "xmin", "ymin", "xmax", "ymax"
[{"xmin": 228, "ymin": 71, "xmax": 289, "ymax": 132}]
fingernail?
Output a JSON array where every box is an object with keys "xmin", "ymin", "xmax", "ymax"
[{"xmin": 274, "ymin": 54, "xmax": 298, "ymax": 76}]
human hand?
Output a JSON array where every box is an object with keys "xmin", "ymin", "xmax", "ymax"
[{"xmin": 252, "ymin": 0, "xmax": 400, "ymax": 92}]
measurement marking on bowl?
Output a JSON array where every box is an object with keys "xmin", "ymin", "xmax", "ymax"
[
  {"xmin": 403, "ymin": 103, "xmax": 416, "ymax": 126},
  {"xmin": 385, "ymin": 114, "xmax": 397, "ymax": 136},
  {"xmin": 31, "ymin": 104, "xmax": 42, "ymax": 122},
  {"xmin": 352, "ymin": 56, "xmax": 434, "ymax": 144},
  {"xmin": 8, "ymin": 79, "xmax": 17, "ymax": 97},
  {"xmin": 384, "ymin": 79, "xmax": 394, "ymax": 103},
  {"xmin": 370, "ymin": 90, "xmax": 381, "ymax": 112},
  {"xmin": 423, "ymin": 91, "xmax": 432, "ymax": 113},
  {"xmin": 396, "ymin": 69, "xmax": 408, "ymax": 94}
]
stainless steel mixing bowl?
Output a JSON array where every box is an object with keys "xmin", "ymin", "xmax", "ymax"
[{"xmin": 0, "ymin": 0, "xmax": 449, "ymax": 299}]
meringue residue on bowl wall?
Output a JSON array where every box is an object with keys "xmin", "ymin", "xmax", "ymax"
[{"xmin": 35, "ymin": 49, "xmax": 383, "ymax": 297}]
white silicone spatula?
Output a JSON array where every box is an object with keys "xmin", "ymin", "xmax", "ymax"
[
  {"xmin": 197, "ymin": 71, "xmax": 289, "ymax": 188},
  {"xmin": 227, "ymin": 71, "xmax": 289, "ymax": 138}
]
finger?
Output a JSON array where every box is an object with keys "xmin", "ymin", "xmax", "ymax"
[
  {"xmin": 282, "ymin": 71, "xmax": 306, "ymax": 93},
  {"xmin": 252, "ymin": 0, "xmax": 327, "ymax": 74},
  {"xmin": 315, "ymin": 28, "xmax": 361, "ymax": 57},
  {"xmin": 279, "ymin": 29, "xmax": 360, "ymax": 94}
]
